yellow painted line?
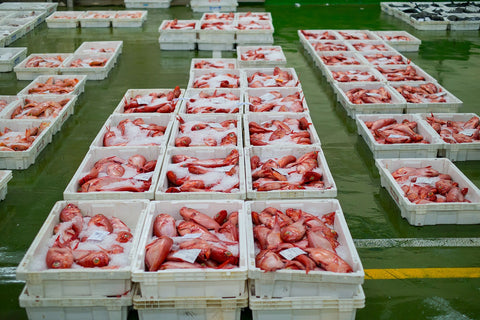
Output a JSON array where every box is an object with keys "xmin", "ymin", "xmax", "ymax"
[{"xmin": 365, "ymin": 268, "xmax": 480, "ymax": 280}]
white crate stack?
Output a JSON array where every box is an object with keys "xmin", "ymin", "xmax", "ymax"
[
  {"xmin": 16, "ymin": 199, "xmax": 150, "ymax": 320},
  {"xmin": 14, "ymin": 41, "xmax": 123, "ymax": 81},
  {"xmin": 124, "ymin": 0, "xmax": 172, "ymax": 8},
  {"xmin": 191, "ymin": 0, "xmax": 238, "ymax": 13},
  {"xmin": 380, "ymin": 2, "xmax": 480, "ymax": 31},
  {"xmin": 298, "ymin": 29, "xmax": 463, "ymax": 119},
  {"xmin": 158, "ymin": 12, "xmax": 274, "ymax": 51}
]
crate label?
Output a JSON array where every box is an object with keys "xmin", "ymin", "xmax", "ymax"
[
  {"xmin": 172, "ymin": 249, "xmax": 201, "ymax": 263},
  {"xmin": 415, "ymin": 177, "xmax": 437, "ymax": 185},
  {"xmin": 460, "ymin": 129, "xmax": 476, "ymax": 136},
  {"xmin": 279, "ymin": 247, "xmax": 306, "ymax": 260},
  {"xmin": 209, "ymin": 6, "xmax": 221, "ymax": 10},
  {"xmin": 260, "ymin": 92, "xmax": 276, "ymax": 101},
  {"xmin": 135, "ymin": 172, "xmax": 154, "ymax": 181},
  {"xmin": 88, "ymin": 230, "xmax": 110, "ymax": 241}
]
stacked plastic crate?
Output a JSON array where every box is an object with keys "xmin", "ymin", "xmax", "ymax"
[
  {"xmin": 46, "ymin": 10, "xmax": 147, "ymax": 28},
  {"xmin": 0, "ymin": 2, "xmax": 57, "ymax": 45},
  {"xmin": 158, "ymin": 12, "xmax": 274, "ymax": 51},
  {"xmin": 14, "ymin": 41, "xmax": 123, "ymax": 80},
  {"xmin": 0, "ymin": 74, "xmax": 86, "ymax": 169},
  {"xmin": 191, "ymin": 0, "xmax": 238, "ymax": 13},
  {"xmin": 380, "ymin": 1, "xmax": 480, "ymax": 31},
  {"xmin": 0, "ymin": 47, "xmax": 27, "ymax": 72},
  {"xmin": 299, "ymin": 29, "xmax": 480, "ymax": 227},
  {"xmin": 124, "ymin": 0, "xmax": 172, "ymax": 9}
]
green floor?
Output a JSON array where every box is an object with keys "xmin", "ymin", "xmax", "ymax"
[{"xmin": 1, "ymin": 3, "xmax": 479, "ymax": 320}]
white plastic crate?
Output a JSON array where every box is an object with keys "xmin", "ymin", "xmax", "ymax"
[
  {"xmin": 408, "ymin": 15, "xmax": 449, "ymax": 31},
  {"xmin": 78, "ymin": 11, "xmax": 115, "ymax": 28},
  {"xmin": 307, "ymin": 40, "xmax": 355, "ymax": 55},
  {"xmin": 132, "ymin": 200, "xmax": 248, "ymax": 298},
  {"xmin": 75, "ymin": 41, "xmax": 123, "ymax": 59},
  {"xmin": 125, "ymin": 0, "xmax": 171, "ymax": 8},
  {"xmin": 155, "ymin": 147, "xmax": 246, "ymax": 200},
  {"xmin": 197, "ymin": 21, "xmax": 237, "ymax": 43},
  {"xmin": 190, "ymin": 58, "xmax": 238, "ymax": 71},
  {"xmin": 418, "ymin": 112, "xmax": 480, "ymax": 161},
  {"xmin": 46, "ymin": 11, "xmax": 84, "ymax": 29},
  {"xmin": 159, "ymin": 41, "xmax": 197, "ymax": 51},
  {"xmin": 197, "ymin": 41, "xmax": 235, "ymax": 51},
  {"xmin": 375, "ymin": 158, "xmax": 480, "ymax": 225},
  {"xmin": 16, "ymin": 199, "xmax": 149, "ymax": 297},
  {"xmin": 297, "ymin": 30, "xmax": 342, "ymax": 52},
  {"xmin": 4, "ymin": 95, "xmax": 78, "ymax": 134},
  {"xmin": 237, "ymin": 46, "xmax": 286, "ymax": 68},
  {"xmin": 112, "ymin": 10, "xmax": 147, "ymax": 28},
  {"xmin": 244, "ymin": 87, "xmax": 309, "ymax": 113},
  {"xmin": 17, "ymin": 74, "xmax": 88, "ymax": 97},
  {"xmin": 63, "ymin": 147, "xmax": 164, "ymax": 200},
  {"xmin": 236, "ymin": 21, "xmax": 274, "ymax": 45},
  {"xmin": 90, "ymin": 113, "xmax": 174, "ymax": 149},
  {"xmin": 0, "ymin": 119, "xmax": 53, "ymax": 170},
  {"xmin": 374, "ymin": 63, "xmax": 437, "ymax": 83},
  {"xmin": 245, "ymin": 146, "xmax": 337, "ymax": 199},
  {"xmin": 0, "ymin": 47, "xmax": 27, "ymax": 72},
  {"xmin": 324, "ymin": 65, "xmax": 386, "ymax": 84},
  {"xmin": 390, "ymin": 81, "xmax": 463, "ymax": 114},
  {"xmin": 191, "ymin": 3, "xmax": 238, "ymax": 13},
  {"xmin": 448, "ymin": 14, "xmax": 480, "ymax": 30},
  {"xmin": 314, "ymin": 52, "xmax": 370, "ymax": 71},
  {"xmin": 372, "ymin": 30, "xmax": 421, "ymax": 52},
  {"xmin": 168, "ymin": 113, "xmax": 243, "ymax": 148},
  {"xmin": 188, "ymin": 69, "xmax": 242, "ymax": 89},
  {"xmin": 0, "ymin": 170, "xmax": 12, "ymax": 201},
  {"xmin": 0, "ymin": 35, "xmax": 6, "ymax": 48},
  {"xmin": 334, "ymin": 29, "xmax": 380, "ymax": 41},
  {"xmin": 242, "ymin": 67, "xmax": 301, "ymax": 88},
  {"xmin": 158, "ymin": 20, "xmax": 198, "ymax": 43},
  {"xmin": 360, "ymin": 51, "xmax": 411, "ymax": 66},
  {"xmin": 14, "ymin": 53, "xmax": 72, "ymax": 81},
  {"xmin": 345, "ymin": 40, "xmax": 396, "ymax": 53},
  {"xmin": 60, "ymin": 53, "xmax": 116, "ymax": 80},
  {"xmin": 246, "ymin": 199, "xmax": 364, "ymax": 298},
  {"xmin": 249, "ymin": 284, "xmax": 365, "ymax": 320},
  {"xmin": 113, "ymin": 88, "xmax": 185, "ymax": 114},
  {"xmin": 178, "ymin": 88, "xmax": 244, "ymax": 114},
  {"xmin": 19, "ymin": 286, "xmax": 132, "ymax": 320},
  {"xmin": 244, "ymin": 112, "xmax": 321, "ymax": 147},
  {"xmin": 355, "ymin": 113, "xmax": 443, "ymax": 158},
  {"xmin": 0, "ymin": 2, "xmax": 58, "ymax": 15},
  {"xmin": 134, "ymin": 287, "xmax": 247, "ymax": 320},
  {"xmin": 334, "ymin": 82, "xmax": 406, "ymax": 118},
  {"xmin": 0, "ymin": 25, "xmax": 24, "ymax": 46},
  {"xmin": 2, "ymin": 18, "xmax": 30, "ymax": 38}
]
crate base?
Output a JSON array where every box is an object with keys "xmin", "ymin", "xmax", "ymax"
[
  {"xmin": 159, "ymin": 42, "xmax": 196, "ymax": 51},
  {"xmin": 197, "ymin": 42, "xmax": 235, "ymax": 51}
]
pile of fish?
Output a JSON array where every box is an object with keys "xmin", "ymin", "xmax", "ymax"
[
  {"xmin": 346, "ymin": 87, "xmax": 392, "ymax": 104},
  {"xmin": 338, "ymin": 31, "xmax": 371, "ymax": 40},
  {"xmin": 27, "ymin": 77, "xmax": 80, "ymax": 94},
  {"xmin": 194, "ymin": 60, "xmax": 235, "ymax": 69},
  {"xmin": 247, "ymin": 67, "xmax": 297, "ymax": 88},
  {"xmin": 46, "ymin": 203, "xmax": 133, "ymax": 269},
  {"xmin": 25, "ymin": 55, "xmax": 65, "ymax": 68},
  {"xmin": 10, "ymin": 98, "xmax": 71, "ymax": 119},
  {"xmin": 312, "ymin": 42, "xmax": 350, "ymax": 52},
  {"xmin": 363, "ymin": 118, "xmax": 428, "ymax": 144},
  {"xmin": 237, "ymin": 21, "xmax": 271, "ymax": 30},
  {"xmin": 200, "ymin": 22, "xmax": 236, "ymax": 30},
  {"xmin": 122, "ymin": 87, "xmax": 181, "ymax": 113},
  {"xmin": 363, "ymin": 53, "xmax": 408, "ymax": 65},
  {"xmin": 165, "ymin": 149, "xmax": 240, "ymax": 193},
  {"xmin": 144, "ymin": 207, "xmax": 240, "ymax": 271},
  {"xmin": 394, "ymin": 83, "xmax": 447, "ymax": 103},
  {"xmin": 376, "ymin": 65, "xmax": 426, "ymax": 81},
  {"xmin": 252, "ymin": 207, "xmax": 352, "ymax": 273},
  {"xmin": 240, "ymin": 47, "xmax": 283, "ymax": 61},
  {"xmin": 69, "ymin": 57, "xmax": 109, "ymax": 68},
  {"xmin": 248, "ymin": 117, "xmax": 313, "ymax": 146},
  {"xmin": 392, "ymin": 166, "xmax": 470, "ymax": 204},
  {"xmin": 248, "ymin": 90, "xmax": 305, "ymax": 112},
  {"xmin": 0, "ymin": 99, "xmax": 10, "ymax": 112},
  {"xmin": 351, "ymin": 43, "xmax": 389, "ymax": 51},
  {"xmin": 78, "ymin": 154, "xmax": 156, "ymax": 193},
  {"xmin": 161, "ymin": 19, "xmax": 196, "ymax": 30},
  {"xmin": 331, "ymin": 70, "xmax": 379, "ymax": 82},
  {"xmin": 103, "ymin": 118, "xmax": 167, "ymax": 147},
  {"xmin": 320, "ymin": 53, "xmax": 363, "ymax": 66},
  {"xmin": 0, "ymin": 123, "xmax": 49, "ymax": 151},
  {"xmin": 426, "ymin": 114, "xmax": 480, "ymax": 144},
  {"xmin": 174, "ymin": 118, "xmax": 238, "ymax": 147},
  {"xmin": 300, "ymin": 30, "xmax": 337, "ymax": 40},
  {"xmin": 250, "ymin": 151, "xmax": 325, "ymax": 191},
  {"xmin": 185, "ymin": 91, "xmax": 240, "ymax": 113}
]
